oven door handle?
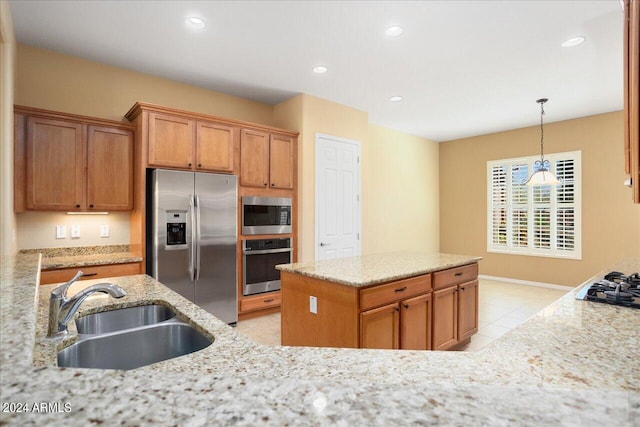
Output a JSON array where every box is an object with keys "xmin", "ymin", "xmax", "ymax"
[{"xmin": 243, "ymin": 248, "xmax": 292, "ymax": 255}]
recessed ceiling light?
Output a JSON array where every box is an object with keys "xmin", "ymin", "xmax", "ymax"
[
  {"xmin": 186, "ymin": 16, "xmax": 206, "ymax": 29},
  {"xmin": 390, "ymin": 96, "xmax": 403, "ymax": 102},
  {"xmin": 313, "ymin": 66, "xmax": 328, "ymax": 74},
  {"xmin": 561, "ymin": 36, "xmax": 585, "ymax": 47},
  {"xmin": 385, "ymin": 26, "xmax": 404, "ymax": 37}
]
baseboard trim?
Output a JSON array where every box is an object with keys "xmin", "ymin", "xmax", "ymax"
[{"xmin": 478, "ymin": 274, "xmax": 575, "ymax": 291}]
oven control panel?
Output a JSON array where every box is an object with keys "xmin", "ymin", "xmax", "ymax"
[{"xmin": 244, "ymin": 238, "xmax": 291, "ymax": 251}]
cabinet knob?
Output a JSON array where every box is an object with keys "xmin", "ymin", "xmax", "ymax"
[
  {"xmin": 75, "ymin": 204, "xmax": 80, "ymax": 208},
  {"xmin": 264, "ymin": 183, "xmax": 268, "ymax": 187},
  {"xmin": 89, "ymin": 204, "xmax": 94, "ymax": 208},
  {"xmin": 263, "ymin": 299, "xmax": 274, "ymax": 303},
  {"xmin": 198, "ymin": 163, "xmax": 202, "ymax": 167},
  {"xmin": 394, "ymin": 307, "xmax": 400, "ymax": 312},
  {"xmin": 394, "ymin": 286, "xmax": 407, "ymax": 293},
  {"xmin": 404, "ymin": 304, "xmax": 409, "ymax": 309},
  {"xmin": 188, "ymin": 163, "xmax": 192, "ymax": 167},
  {"xmin": 271, "ymin": 183, "xmax": 275, "ymax": 187}
]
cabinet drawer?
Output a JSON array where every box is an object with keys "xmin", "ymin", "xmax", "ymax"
[
  {"xmin": 433, "ymin": 263, "xmax": 478, "ymax": 291},
  {"xmin": 360, "ymin": 274, "xmax": 431, "ymax": 311},
  {"xmin": 240, "ymin": 292, "xmax": 281, "ymax": 312},
  {"xmin": 40, "ymin": 262, "xmax": 141, "ymax": 285}
]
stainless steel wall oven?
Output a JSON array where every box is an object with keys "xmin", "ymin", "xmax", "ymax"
[{"xmin": 242, "ymin": 238, "xmax": 292, "ymax": 296}]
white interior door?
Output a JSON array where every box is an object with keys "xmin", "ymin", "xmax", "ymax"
[{"xmin": 315, "ymin": 133, "xmax": 361, "ymax": 260}]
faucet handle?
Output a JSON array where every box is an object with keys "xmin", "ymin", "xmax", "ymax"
[{"xmin": 51, "ymin": 270, "xmax": 84, "ymax": 299}]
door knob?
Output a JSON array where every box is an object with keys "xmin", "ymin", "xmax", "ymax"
[{"xmin": 319, "ymin": 242, "xmax": 329, "ymax": 247}]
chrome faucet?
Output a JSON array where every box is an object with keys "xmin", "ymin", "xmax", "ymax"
[{"xmin": 47, "ymin": 270, "xmax": 126, "ymax": 338}]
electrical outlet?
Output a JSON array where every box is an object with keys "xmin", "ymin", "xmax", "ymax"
[
  {"xmin": 71, "ymin": 225, "xmax": 80, "ymax": 239},
  {"xmin": 310, "ymin": 296, "xmax": 318, "ymax": 314},
  {"xmin": 100, "ymin": 225, "xmax": 110, "ymax": 238},
  {"xmin": 55, "ymin": 225, "xmax": 66, "ymax": 239}
]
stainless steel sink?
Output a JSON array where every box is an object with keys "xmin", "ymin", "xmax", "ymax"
[
  {"xmin": 75, "ymin": 304, "xmax": 175, "ymax": 334},
  {"xmin": 58, "ymin": 320, "xmax": 212, "ymax": 370}
]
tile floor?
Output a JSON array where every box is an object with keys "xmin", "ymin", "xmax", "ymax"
[{"xmin": 235, "ymin": 279, "xmax": 569, "ymax": 351}]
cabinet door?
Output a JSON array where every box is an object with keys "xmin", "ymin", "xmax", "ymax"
[
  {"xmin": 400, "ymin": 293, "xmax": 432, "ymax": 350},
  {"xmin": 360, "ymin": 303, "xmax": 399, "ymax": 349},
  {"xmin": 432, "ymin": 285, "xmax": 458, "ymax": 351},
  {"xmin": 86, "ymin": 126, "xmax": 133, "ymax": 210},
  {"xmin": 458, "ymin": 280, "xmax": 479, "ymax": 341},
  {"xmin": 26, "ymin": 117, "xmax": 85, "ymax": 210},
  {"xmin": 269, "ymin": 134, "xmax": 294, "ymax": 189},
  {"xmin": 240, "ymin": 129, "xmax": 269, "ymax": 187},
  {"xmin": 196, "ymin": 121, "xmax": 234, "ymax": 172},
  {"xmin": 148, "ymin": 112, "xmax": 194, "ymax": 168}
]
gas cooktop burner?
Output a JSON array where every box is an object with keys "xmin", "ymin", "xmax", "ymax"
[{"xmin": 579, "ymin": 271, "xmax": 640, "ymax": 309}]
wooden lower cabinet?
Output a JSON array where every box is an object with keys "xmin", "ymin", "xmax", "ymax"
[
  {"xmin": 360, "ymin": 293, "xmax": 432, "ymax": 350},
  {"xmin": 432, "ymin": 279, "xmax": 479, "ymax": 350},
  {"xmin": 239, "ymin": 292, "xmax": 281, "ymax": 313},
  {"xmin": 40, "ymin": 262, "xmax": 141, "ymax": 285},
  {"xmin": 432, "ymin": 285, "xmax": 458, "ymax": 350},
  {"xmin": 360, "ymin": 303, "xmax": 400, "ymax": 349},
  {"xmin": 458, "ymin": 280, "xmax": 479, "ymax": 341},
  {"xmin": 281, "ymin": 263, "xmax": 478, "ymax": 350},
  {"xmin": 401, "ymin": 293, "xmax": 432, "ymax": 350}
]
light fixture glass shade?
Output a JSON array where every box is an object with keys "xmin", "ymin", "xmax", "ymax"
[{"xmin": 525, "ymin": 168, "xmax": 560, "ymax": 186}]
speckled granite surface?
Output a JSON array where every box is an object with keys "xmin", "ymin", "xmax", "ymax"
[
  {"xmin": 19, "ymin": 245, "xmax": 142, "ymax": 270},
  {"xmin": 276, "ymin": 252, "xmax": 482, "ymax": 286},
  {"xmin": 1, "ymin": 254, "xmax": 638, "ymax": 425}
]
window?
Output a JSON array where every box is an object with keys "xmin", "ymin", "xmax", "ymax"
[{"xmin": 487, "ymin": 151, "xmax": 581, "ymax": 259}]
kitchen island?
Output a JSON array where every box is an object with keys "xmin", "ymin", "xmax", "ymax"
[
  {"xmin": 277, "ymin": 252, "xmax": 482, "ymax": 349},
  {"xmin": 0, "ymin": 254, "xmax": 638, "ymax": 426}
]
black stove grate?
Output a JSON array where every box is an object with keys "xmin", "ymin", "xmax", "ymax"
[{"xmin": 584, "ymin": 271, "xmax": 640, "ymax": 309}]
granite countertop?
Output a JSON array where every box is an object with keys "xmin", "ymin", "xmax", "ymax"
[
  {"xmin": 276, "ymin": 252, "xmax": 482, "ymax": 286},
  {"xmin": 19, "ymin": 245, "xmax": 143, "ymax": 270},
  {"xmin": 1, "ymin": 254, "xmax": 638, "ymax": 426}
]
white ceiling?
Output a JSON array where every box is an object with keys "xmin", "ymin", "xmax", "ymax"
[{"xmin": 9, "ymin": 0, "xmax": 624, "ymax": 142}]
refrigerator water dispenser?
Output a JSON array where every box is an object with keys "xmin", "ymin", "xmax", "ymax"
[{"xmin": 166, "ymin": 211, "xmax": 187, "ymax": 248}]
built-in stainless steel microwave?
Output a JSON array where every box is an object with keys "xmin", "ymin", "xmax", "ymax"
[{"xmin": 241, "ymin": 196, "xmax": 292, "ymax": 235}]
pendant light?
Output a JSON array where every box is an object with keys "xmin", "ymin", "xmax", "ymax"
[{"xmin": 525, "ymin": 98, "xmax": 560, "ymax": 186}]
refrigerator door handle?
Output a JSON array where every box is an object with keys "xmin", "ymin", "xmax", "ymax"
[
  {"xmin": 195, "ymin": 194, "xmax": 202, "ymax": 282},
  {"xmin": 189, "ymin": 194, "xmax": 196, "ymax": 282}
]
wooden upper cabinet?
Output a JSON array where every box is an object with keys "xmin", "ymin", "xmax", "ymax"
[
  {"xmin": 16, "ymin": 106, "xmax": 135, "ymax": 212},
  {"xmin": 196, "ymin": 121, "xmax": 234, "ymax": 172},
  {"xmin": 240, "ymin": 128, "xmax": 270, "ymax": 187},
  {"xmin": 26, "ymin": 117, "xmax": 85, "ymax": 210},
  {"xmin": 148, "ymin": 112, "xmax": 195, "ymax": 169},
  {"xmin": 86, "ymin": 126, "xmax": 133, "ymax": 210},
  {"xmin": 269, "ymin": 134, "xmax": 294, "ymax": 189},
  {"xmin": 240, "ymin": 130, "xmax": 295, "ymax": 189}
]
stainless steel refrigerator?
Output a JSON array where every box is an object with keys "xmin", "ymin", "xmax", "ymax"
[{"xmin": 148, "ymin": 169, "xmax": 237, "ymax": 325}]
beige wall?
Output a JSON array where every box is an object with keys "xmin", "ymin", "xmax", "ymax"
[
  {"xmin": 366, "ymin": 124, "xmax": 439, "ymax": 254},
  {"xmin": 16, "ymin": 44, "xmax": 274, "ymax": 125},
  {"xmin": 13, "ymin": 44, "xmax": 276, "ymax": 250},
  {"xmin": 276, "ymin": 94, "xmax": 370, "ymax": 262},
  {"xmin": 274, "ymin": 94, "xmax": 440, "ymax": 261},
  {"xmin": 440, "ymin": 111, "xmax": 640, "ymax": 286},
  {"xmin": 16, "ymin": 212, "xmax": 130, "ymax": 249},
  {"xmin": 0, "ymin": 0, "xmax": 17, "ymax": 256},
  {"xmin": 301, "ymin": 95, "xmax": 369, "ymax": 262},
  {"xmin": 12, "ymin": 45, "xmax": 442, "ymax": 256}
]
